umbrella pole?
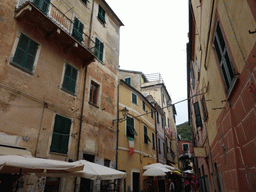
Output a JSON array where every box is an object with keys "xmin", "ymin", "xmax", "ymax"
[{"xmin": 15, "ymin": 168, "xmax": 22, "ymax": 192}]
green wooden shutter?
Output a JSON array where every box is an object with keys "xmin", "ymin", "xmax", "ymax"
[
  {"xmin": 132, "ymin": 93, "xmax": 137, "ymax": 104},
  {"xmin": 72, "ymin": 17, "xmax": 84, "ymax": 43},
  {"xmin": 193, "ymin": 102, "xmax": 202, "ymax": 128},
  {"xmin": 33, "ymin": 0, "xmax": 50, "ymax": 14},
  {"xmin": 50, "ymin": 115, "xmax": 71, "ymax": 154},
  {"xmin": 62, "ymin": 64, "xmax": 77, "ymax": 94},
  {"xmin": 143, "ymin": 101, "xmax": 145, "ymax": 111},
  {"xmin": 126, "ymin": 116, "xmax": 135, "ymax": 139},
  {"xmin": 98, "ymin": 5, "xmax": 106, "ymax": 23},
  {"xmin": 125, "ymin": 78, "xmax": 131, "ymax": 85},
  {"xmin": 13, "ymin": 34, "xmax": 38, "ymax": 72}
]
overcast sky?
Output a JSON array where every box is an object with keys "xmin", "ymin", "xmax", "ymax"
[{"xmin": 107, "ymin": 0, "xmax": 189, "ymax": 125}]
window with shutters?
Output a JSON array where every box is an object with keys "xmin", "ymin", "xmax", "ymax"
[
  {"xmin": 193, "ymin": 102, "xmax": 202, "ymax": 128},
  {"xmin": 213, "ymin": 21, "xmax": 236, "ymax": 94},
  {"xmin": 33, "ymin": 0, "xmax": 50, "ymax": 15},
  {"xmin": 152, "ymin": 133, "xmax": 155, "ymax": 150},
  {"xmin": 125, "ymin": 77, "xmax": 131, "ymax": 85},
  {"xmin": 50, "ymin": 114, "xmax": 71, "ymax": 154},
  {"xmin": 132, "ymin": 93, "xmax": 137, "ymax": 105},
  {"xmin": 94, "ymin": 38, "xmax": 104, "ymax": 62},
  {"xmin": 126, "ymin": 116, "xmax": 137, "ymax": 139},
  {"xmin": 156, "ymin": 111, "xmax": 159, "ymax": 123},
  {"xmin": 62, "ymin": 64, "xmax": 78, "ymax": 94},
  {"xmin": 89, "ymin": 81, "xmax": 99, "ymax": 105},
  {"xmin": 98, "ymin": 5, "xmax": 106, "ymax": 24},
  {"xmin": 142, "ymin": 101, "xmax": 146, "ymax": 111},
  {"xmin": 201, "ymin": 95, "xmax": 208, "ymax": 121},
  {"xmin": 12, "ymin": 33, "xmax": 39, "ymax": 73},
  {"xmin": 144, "ymin": 126, "xmax": 151, "ymax": 144},
  {"xmin": 151, "ymin": 109, "xmax": 154, "ymax": 119},
  {"xmin": 158, "ymin": 138, "xmax": 161, "ymax": 154},
  {"xmin": 72, "ymin": 17, "xmax": 84, "ymax": 43}
]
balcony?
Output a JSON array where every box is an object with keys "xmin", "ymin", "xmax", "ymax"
[{"xmin": 15, "ymin": 0, "xmax": 96, "ymax": 64}]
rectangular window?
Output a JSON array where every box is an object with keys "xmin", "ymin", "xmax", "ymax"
[
  {"xmin": 80, "ymin": 0, "xmax": 88, "ymax": 6},
  {"xmin": 72, "ymin": 17, "xmax": 84, "ymax": 43},
  {"xmin": 89, "ymin": 81, "xmax": 99, "ymax": 105},
  {"xmin": 213, "ymin": 21, "xmax": 236, "ymax": 94},
  {"xmin": 50, "ymin": 114, "xmax": 71, "ymax": 154},
  {"xmin": 126, "ymin": 116, "xmax": 137, "ymax": 139},
  {"xmin": 33, "ymin": 0, "xmax": 50, "ymax": 14},
  {"xmin": 161, "ymin": 117, "xmax": 164, "ymax": 129},
  {"xmin": 142, "ymin": 101, "xmax": 146, "ymax": 111},
  {"xmin": 144, "ymin": 126, "xmax": 151, "ymax": 144},
  {"xmin": 152, "ymin": 133, "xmax": 155, "ymax": 150},
  {"xmin": 12, "ymin": 33, "xmax": 39, "ymax": 73},
  {"xmin": 163, "ymin": 142, "xmax": 166, "ymax": 156},
  {"xmin": 151, "ymin": 109, "xmax": 154, "ymax": 119},
  {"xmin": 190, "ymin": 61, "xmax": 195, "ymax": 89},
  {"xmin": 94, "ymin": 38, "xmax": 104, "ymax": 62},
  {"xmin": 98, "ymin": 5, "xmax": 106, "ymax": 24},
  {"xmin": 158, "ymin": 138, "xmax": 161, "ymax": 154},
  {"xmin": 156, "ymin": 111, "xmax": 159, "ymax": 123},
  {"xmin": 169, "ymin": 141, "xmax": 172, "ymax": 153},
  {"xmin": 182, "ymin": 143, "xmax": 189, "ymax": 153},
  {"xmin": 132, "ymin": 93, "xmax": 137, "ymax": 105},
  {"xmin": 62, "ymin": 64, "xmax": 78, "ymax": 94},
  {"xmin": 125, "ymin": 77, "xmax": 131, "ymax": 85},
  {"xmin": 201, "ymin": 95, "xmax": 208, "ymax": 121},
  {"xmin": 193, "ymin": 102, "xmax": 202, "ymax": 128}
]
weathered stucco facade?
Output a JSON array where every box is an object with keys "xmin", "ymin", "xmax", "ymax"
[
  {"xmin": 188, "ymin": 0, "xmax": 256, "ymax": 191},
  {"xmin": 0, "ymin": 0, "xmax": 123, "ymax": 191}
]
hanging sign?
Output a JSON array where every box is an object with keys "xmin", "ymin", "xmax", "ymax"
[{"xmin": 193, "ymin": 147, "xmax": 207, "ymax": 158}]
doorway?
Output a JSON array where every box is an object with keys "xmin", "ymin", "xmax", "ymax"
[{"xmin": 132, "ymin": 172, "xmax": 140, "ymax": 192}]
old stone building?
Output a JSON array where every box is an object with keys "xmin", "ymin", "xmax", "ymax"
[
  {"xmin": 0, "ymin": 0, "xmax": 123, "ymax": 191},
  {"xmin": 187, "ymin": 0, "xmax": 256, "ymax": 191}
]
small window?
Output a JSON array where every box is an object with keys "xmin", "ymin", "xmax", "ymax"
[
  {"xmin": 158, "ymin": 138, "xmax": 161, "ymax": 154},
  {"xmin": 151, "ymin": 109, "xmax": 154, "ymax": 119},
  {"xmin": 201, "ymin": 95, "xmax": 208, "ymax": 121},
  {"xmin": 193, "ymin": 102, "xmax": 202, "ymax": 128},
  {"xmin": 125, "ymin": 77, "xmax": 131, "ymax": 85},
  {"xmin": 156, "ymin": 111, "xmax": 159, "ymax": 123},
  {"xmin": 98, "ymin": 5, "xmax": 106, "ymax": 24},
  {"xmin": 33, "ymin": 0, "xmax": 50, "ymax": 15},
  {"xmin": 144, "ymin": 126, "xmax": 151, "ymax": 144},
  {"xmin": 94, "ymin": 38, "xmax": 104, "ymax": 62},
  {"xmin": 89, "ymin": 81, "xmax": 99, "ymax": 105},
  {"xmin": 50, "ymin": 114, "xmax": 71, "ymax": 154},
  {"xmin": 126, "ymin": 116, "xmax": 137, "ymax": 139},
  {"xmin": 163, "ymin": 142, "xmax": 166, "ymax": 156},
  {"xmin": 12, "ymin": 33, "xmax": 39, "ymax": 73},
  {"xmin": 190, "ymin": 61, "xmax": 195, "ymax": 89},
  {"xmin": 62, "ymin": 64, "xmax": 78, "ymax": 94},
  {"xmin": 80, "ymin": 0, "xmax": 88, "ymax": 6},
  {"xmin": 132, "ymin": 93, "xmax": 137, "ymax": 105},
  {"xmin": 152, "ymin": 133, "xmax": 155, "ymax": 150},
  {"xmin": 142, "ymin": 101, "xmax": 146, "ymax": 111},
  {"xmin": 182, "ymin": 143, "xmax": 189, "ymax": 153},
  {"xmin": 72, "ymin": 17, "xmax": 84, "ymax": 43}
]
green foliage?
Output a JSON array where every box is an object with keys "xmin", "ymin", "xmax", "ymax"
[{"xmin": 177, "ymin": 121, "xmax": 192, "ymax": 141}]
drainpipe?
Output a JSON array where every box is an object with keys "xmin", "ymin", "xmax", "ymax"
[
  {"xmin": 115, "ymin": 83, "xmax": 120, "ymax": 169},
  {"xmin": 154, "ymin": 105, "xmax": 159, "ymax": 162},
  {"xmin": 88, "ymin": 0, "xmax": 95, "ymax": 48}
]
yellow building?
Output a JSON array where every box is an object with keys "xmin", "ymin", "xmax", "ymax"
[{"xmin": 117, "ymin": 80, "xmax": 157, "ymax": 192}]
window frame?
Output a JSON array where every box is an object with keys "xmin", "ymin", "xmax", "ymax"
[
  {"xmin": 89, "ymin": 80, "xmax": 100, "ymax": 106},
  {"xmin": 152, "ymin": 132, "xmax": 155, "ymax": 150},
  {"xmin": 125, "ymin": 77, "xmax": 131, "ymax": 85},
  {"xmin": 142, "ymin": 101, "xmax": 146, "ymax": 111},
  {"xmin": 131, "ymin": 92, "xmax": 137, "ymax": 105},
  {"xmin": 193, "ymin": 101, "xmax": 202, "ymax": 128},
  {"xmin": 98, "ymin": 4, "xmax": 106, "ymax": 24},
  {"xmin": 213, "ymin": 21, "xmax": 236, "ymax": 95},
  {"xmin": 94, "ymin": 37, "xmax": 104, "ymax": 62},
  {"xmin": 62, "ymin": 63, "xmax": 78, "ymax": 95},
  {"xmin": 126, "ymin": 116, "xmax": 137, "ymax": 139},
  {"xmin": 50, "ymin": 114, "xmax": 71, "ymax": 154},
  {"xmin": 11, "ymin": 33, "xmax": 39, "ymax": 74}
]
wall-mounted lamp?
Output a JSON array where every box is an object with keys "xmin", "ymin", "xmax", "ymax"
[
  {"xmin": 113, "ymin": 107, "xmax": 129, "ymax": 125},
  {"xmin": 121, "ymin": 107, "xmax": 129, "ymax": 118}
]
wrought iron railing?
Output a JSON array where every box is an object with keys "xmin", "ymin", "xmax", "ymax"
[{"xmin": 17, "ymin": 0, "xmax": 95, "ymax": 50}]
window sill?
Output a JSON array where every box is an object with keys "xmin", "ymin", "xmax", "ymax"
[
  {"xmin": 49, "ymin": 151, "xmax": 68, "ymax": 156},
  {"xmin": 89, "ymin": 101, "xmax": 99, "ymax": 108},
  {"xmin": 97, "ymin": 17, "xmax": 106, "ymax": 27},
  {"xmin": 61, "ymin": 88, "xmax": 76, "ymax": 96},
  {"xmin": 10, "ymin": 62, "xmax": 33, "ymax": 75}
]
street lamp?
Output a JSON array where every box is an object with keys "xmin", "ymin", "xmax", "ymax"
[{"xmin": 121, "ymin": 107, "xmax": 129, "ymax": 118}]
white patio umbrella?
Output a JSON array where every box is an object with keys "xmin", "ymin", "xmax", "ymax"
[
  {"xmin": 37, "ymin": 160, "xmax": 126, "ymax": 180},
  {"xmin": 143, "ymin": 163, "xmax": 176, "ymax": 171},
  {"xmin": 183, "ymin": 170, "xmax": 193, "ymax": 174},
  {"xmin": 0, "ymin": 155, "xmax": 84, "ymax": 174},
  {"xmin": 143, "ymin": 168, "xmax": 166, "ymax": 176}
]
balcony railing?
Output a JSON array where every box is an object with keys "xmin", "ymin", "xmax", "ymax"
[{"xmin": 16, "ymin": 0, "xmax": 96, "ymax": 53}]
